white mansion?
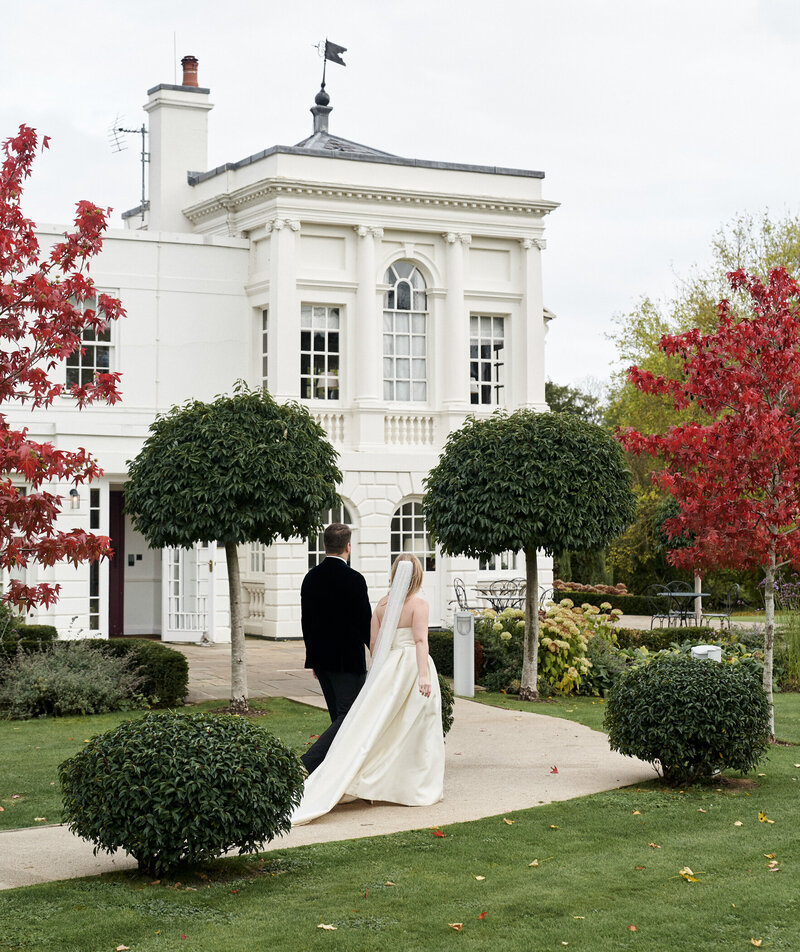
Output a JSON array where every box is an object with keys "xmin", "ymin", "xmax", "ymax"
[{"xmin": 21, "ymin": 56, "xmax": 557, "ymax": 641}]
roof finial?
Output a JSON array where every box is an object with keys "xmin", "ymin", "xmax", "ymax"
[{"xmin": 310, "ymin": 39, "xmax": 345, "ymax": 135}]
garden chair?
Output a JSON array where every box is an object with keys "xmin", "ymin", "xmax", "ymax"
[
  {"xmin": 663, "ymin": 580, "xmax": 696, "ymax": 627},
  {"xmin": 701, "ymin": 583, "xmax": 739, "ymax": 630},
  {"xmin": 451, "ymin": 578, "xmax": 476, "ymax": 612},
  {"xmin": 644, "ymin": 583, "xmax": 671, "ymax": 629}
]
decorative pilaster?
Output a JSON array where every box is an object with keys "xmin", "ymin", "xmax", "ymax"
[
  {"xmin": 442, "ymin": 232, "xmax": 472, "ymax": 410},
  {"xmin": 267, "ymin": 218, "xmax": 301, "ymax": 401},
  {"xmin": 518, "ymin": 237, "xmax": 547, "ymax": 407},
  {"xmin": 352, "ymin": 225, "xmax": 384, "ymax": 445}
]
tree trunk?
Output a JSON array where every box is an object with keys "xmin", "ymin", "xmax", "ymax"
[
  {"xmin": 225, "ymin": 540, "xmax": 249, "ymax": 715},
  {"xmin": 763, "ymin": 551, "xmax": 776, "ymax": 739},
  {"xmin": 519, "ymin": 546, "xmax": 539, "ymax": 701}
]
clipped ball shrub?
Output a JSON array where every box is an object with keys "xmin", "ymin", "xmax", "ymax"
[
  {"xmin": 604, "ymin": 655, "xmax": 771, "ymax": 784},
  {"xmin": 438, "ymin": 673, "xmax": 454, "ymax": 737},
  {"xmin": 103, "ymin": 639, "xmax": 189, "ymax": 707},
  {"xmin": 59, "ymin": 711, "xmax": 305, "ymax": 875}
]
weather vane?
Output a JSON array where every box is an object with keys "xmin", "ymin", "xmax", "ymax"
[{"xmin": 313, "ymin": 38, "xmax": 347, "ymax": 92}]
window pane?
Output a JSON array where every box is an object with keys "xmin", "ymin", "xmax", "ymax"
[
  {"xmin": 300, "ymin": 354, "xmax": 311, "ymax": 374},
  {"xmin": 96, "ymin": 347, "xmax": 110, "ymax": 370},
  {"xmin": 394, "ymin": 261, "xmax": 413, "ymax": 279},
  {"xmin": 412, "ymin": 314, "xmax": 425, "ymax": 333},
  {"xmin": 481, "ymin": 316, "xmax": 491, "ymax": 335},
  {"xmin": 413, "ymin": 381, "xmax": 426, "ymax": 400},
  {"xmin": 396, "ymin": 358, "xmax": 410, "ymax": 379},
  {"xmin": 328, "ymin": 308, "xmax": 340, "ymax": 327},
  {"xmin": 396, "ymin": 335, "xmax": 410, "ymax": 356},
  {"xmin": 328, "ymin": 332, "xmax": 339, "ymax": 353},
  {"xmin": 396, "ymin": 313, "xmax": 409, "ymax": 333},
  {"xmin": 383, "ymin": 334, "xmax": 394, "ymax": 355},
  {"xmin": 384, "ymin": 380, "xmax": 394, "ymax": 400},
  {"xmin": 301, "ymin": 330, "xmax": 311, "ymax": 351},
  {"xmin": 411, "ymin": 358, "xmax": 426, "ymax": 378},
  {"xmin": 470, "ymin": 316, "xmax": 479, "ymax": 334},
  {"xmin": 383, "ymin": 357, "xmax": 394, "ymax": 377},
  {"xmin": 314, "ymin": 354, "xmax": 325, "ymax": 374},
  {"xmin": 81, "ymin": 368, "xmax": 93, "ymax": 385},
  {"xmin": 413, "ymin": 290, "xmax": 427, "ymax": 310},
  {"xmin": 301, "ymin": 306, "xmax": 312, "ymax": 327},
  {"xmin": 396, "ymin": 380, "xmax": 410, "ymax": 401},
  {"xmin": 412, "ymin": 335, "xmax": 425, "ymax": 356},
  {"xmin": 383, "ymin": 313, "xmax": 393, "ymax": 332},
  {"xmin": 385, "ymin": 290, "xmax": 395, "ymax": 309},
  {"xmin": 313, "ymin": 332, "xmax": 326, "ymax": 352},
  {"xmin": 397, "ymin": 282, "xmax": 411, "ymax": 310},
  {"xmin": 494, "ymin": 317, "xmax": 504, "ymax": 337}
]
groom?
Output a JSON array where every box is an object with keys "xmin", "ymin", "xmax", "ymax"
[{"xmin": 300, "ymin": 523, "xmax": 372, "ymax": 774}]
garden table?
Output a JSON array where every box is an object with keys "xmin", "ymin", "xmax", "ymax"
[
  {"xmin": 660, "ymin": 589, "xmax": 711, "ymax": 627},
  {"xmin": 472, "ymin": 586, "xmax": 525, "ymax": 612}
]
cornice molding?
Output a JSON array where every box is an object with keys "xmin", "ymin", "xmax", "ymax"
[{"xmin": 183, "ymin": 176, "xmax": 559, "ymax": 225}]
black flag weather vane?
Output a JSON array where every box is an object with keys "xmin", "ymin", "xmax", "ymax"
[{"xmin": 316, "ymin": 38, "xmax": 347, "ymax": 89}]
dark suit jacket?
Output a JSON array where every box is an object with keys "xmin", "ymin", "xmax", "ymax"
[{"xmin": 301, "ymin": 557, "xmax": 372, "ymax": 673}]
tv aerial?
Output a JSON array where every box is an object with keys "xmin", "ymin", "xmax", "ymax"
[{"xmin": 109, "ymin": 114, "xmax": 149, "ymax": 222}]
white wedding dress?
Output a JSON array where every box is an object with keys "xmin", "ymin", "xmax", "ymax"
[{"xmin": 292, "ymin": 561, "xmax": 445, "ymax": 825}]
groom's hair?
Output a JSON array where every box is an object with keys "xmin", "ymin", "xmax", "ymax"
[{"xmin": 324, "ymin": 523, "xmax": 351, "ymax": 555}]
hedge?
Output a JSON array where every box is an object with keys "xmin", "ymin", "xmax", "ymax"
[
  {"xmin": 0, "ymin": 623, "xmax": 57, "ymax": 660},
  {"xmin": 81, "ymin": 639, "xmax": 189, "ymax": 707},
  {"xmin": 615, "ymin": 627, "xmax": 717, "ymax": 651},
  {"xmin": 428, "ymin": 629, "xmax": 484, "ymax": 679},
  {"xmin": 553, "ymin": 590, "xmax": 663, "ymax": 616}
]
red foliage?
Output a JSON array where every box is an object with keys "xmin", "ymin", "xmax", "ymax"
[
  {"xmin": 0, "ymin": 125, "xmax": 124, "ymax": 609},
  {"xmin": 617, "ymin": 267, "xmax": 800, "ymax": 574}
]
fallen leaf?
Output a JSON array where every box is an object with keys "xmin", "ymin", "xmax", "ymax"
[
  {"xmin": 230, "ymin": 889, "xmax": 238, "ymax": 894},
  {"xmin": 750, "ymin": 940, "xmax": 762, "ymax": 948},
  {"xmin": 384, "ymin": 881, "xmax": 396, "ymax": 886},
  {"xmin": 115, "ymin": 946, "xmax": 131, "ymax": 951},
  {"xmin": 764, "ymin": 853, "xmax": 776, "ymax": 859},
  {"xmin": 474, "ymin": 875, "xmax": 485, "ymax": 881},
  {"xmin": 150, "ymin": 880, "xmax": 161, "ymax": 885},
  {"xmin": 309, "ymin": 734, "xmax": 320, "ymax": 739},
  {"xmin": 734, "ymin": 821, "xmax": 743, "ymax": 827},
  {"xmin": 431, "ymin": 829, "xmax": 446, "ymax": 837},
  {"xmin": 549, "ymin": 825, "xmax": 560, "ymax": 830},
  {"xmin": 34, "ymin": 817, "xmax": 46, "ymax": 822},
  {"xmin": 632, "ymin": 810, "xmax": 641, "ymax": 815},
  {"xmin": 634, "ymin": 865, "xmax": 646, "ymax": 870},
  {"xmin": 318, "ymin": 923, "xmax": 337, "ymax": 930},
  {"xmin": 550, "ymin": 766, "xmax": 559, "ymax": 774},
  {"xmin": 627, "ymin": 925, "xmax": 637, "ymax": 932},
  {"xmin": 503, "ymin": 818, "xmax": 514, "ymax": 825},
  {"xmin": 11, "ymin": 795, "xmax": 20, "ymax": 800},
  {"xmin": 648, "ymin": 842, "xmax": 661, "ymax": 849},
  {"xmin": 758, "ymin": 811, "xmax": 775, "ymax": 824},
  {"xmin": 793, "ymin": 763, "xmax": 800, "ymax": 768},
  {"xmin": 757, "ymin": 773, "xmax": 766, "ymax": 777},
  {"xmin": 697, "ymin": 808, "xmax": 707, "ymax": 813},
  {"xmin": 449, "ymin": 923, "xmax": 463, "ymax": 932},
  {"xmin": 363, "ymin": 888, "xmax": 367, "ymax": 898},
  {"xmin": 573, "ymin": 916, "xmax": 585, "ymax": 920},
  {"xmin": 478, "ymin": 912, "xmax": 487, "ymax": 920},
  {"xmin": 0, "ymin": 807, "xmax": 4, "ymax": 812},
  {"xmin": 528, "ymin": 860, "xmax": 539, "ymax": 867},
  {"xmin": 679, "ymin": 866, "xmax": 699, "ymax": 882}
]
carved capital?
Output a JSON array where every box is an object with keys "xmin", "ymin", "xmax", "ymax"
[
  {"xmin": 459, "ymin": 233, "xmax": 472, "ymax": 246},
  {"xmin": 270, "ymin": 217, "xmax": 285, "ymax": 232},
  {"xmin": 287, "ymin": 219, "xmax": 301, "ymax": 233},
  {"xmin": 370, "ymin": 226, "xmax": 384, "ymax": 239},
  {"xmin": 355, "ymin": 225, "xmax": 370, "ymax": 238},
  {"xmin": 521, "ymin": 237, "xmax": 546, "ymax": 251},
  {"xmin": 444, "ymin": 232, "xmax": 459, "ymax": 244}
]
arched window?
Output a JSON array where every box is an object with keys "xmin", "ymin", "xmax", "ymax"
[
  {"xmin": 383, "ymin": 262, "xmax": 427, "ymax": 402},
  {"xmin": 390, "ymin": 500, "xmax": 435, "ymax": 572},
  {"xmin": 308, "ymin": 502, "xmax": 354, "ymax": 569}
]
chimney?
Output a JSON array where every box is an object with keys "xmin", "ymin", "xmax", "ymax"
[
  {"xmin": 181, "ymin": 55, "xmax": 199, "ymax": 87},
  {"xmin": 144, "ymin": 55, "xmax": 213, "ymax": 232}
]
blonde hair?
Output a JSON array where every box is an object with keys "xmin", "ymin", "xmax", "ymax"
[{"xmin": 390, "ymin": 553, "xmax": 424, "ymax": 599}]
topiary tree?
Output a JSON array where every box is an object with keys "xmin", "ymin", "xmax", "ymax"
[
  {"xmin": 424, "ymin": 410, "xmax": 636, "ymax": 700},
  {"xmin": 125, "ymin": 383, "xmax": 341, "ymax": 713},
  {"xmin": 604, "ymin": 655, "xmax": 771, "ymax": 784},
  {"xmin": 59, "ymin": 711, "xmax": 305, "ymax": 875}
]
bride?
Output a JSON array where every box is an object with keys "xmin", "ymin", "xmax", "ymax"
[{"xmin": 292, "ymin": 554, "xmax": 445, "ymax": 825}]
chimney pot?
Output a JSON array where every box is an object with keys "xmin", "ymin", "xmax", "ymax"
[{"xmin": 181, "ymin": 55, "xmax": 199, "ymax": 87}]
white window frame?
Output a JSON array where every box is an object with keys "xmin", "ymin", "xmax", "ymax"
[
  {"xmin": 261, "ymin": 309, "xmax": 269, "ymax": 390},
  {"xmin": 308, "ymin": 502, "xmax": 354, "ymax": 569},
  {"xmin": 383, "ymin": 262, "xmax": 428, "ymax": 403},
  {"xmin": 65, "ymin": 290, "xmax": 117, "ymax": 391},
  {"xmin": 470, "ymin": 314, "xmax": 506, "ymax": 407},
  {"xmin": 300, "ymin": 304, "xmax": 341, "ymax": 401},
  {"xmin": 390, "ymin": 499, "xmax": 436, "ymax": 572}
]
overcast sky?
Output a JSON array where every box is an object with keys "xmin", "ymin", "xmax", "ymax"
[{"xmin": 4, "ymin": 0, "xmax": 799, "ymax": 391}]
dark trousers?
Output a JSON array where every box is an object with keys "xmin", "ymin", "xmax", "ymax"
[{"xmin": 301, "ymin": 669, "xmax": 366, "ymax": 774}]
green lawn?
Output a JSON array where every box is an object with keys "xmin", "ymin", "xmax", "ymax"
[
  {"xmin": 0, "ymin": 698, "xmax": 329, "ymax": 831},
  {"xmin": 2, "ymin": 695, "xmax": 800, "ymax": 950}
]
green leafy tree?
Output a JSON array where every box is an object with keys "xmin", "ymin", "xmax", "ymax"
[
  {"xmin": 545, "ymin": 380, "xmax": 604, "ymax": 426},
  {"xmin": 125, "ymin": 383, "xmax": 341, "ymax": 713},
  {"xmin": 423, "ymin": 411, "xmax": 636, "ymax": 700}
]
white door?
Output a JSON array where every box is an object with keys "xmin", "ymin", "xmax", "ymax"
[{"xmin": 161, "ymin": 542, "xmax": 217, "ymax": 643}]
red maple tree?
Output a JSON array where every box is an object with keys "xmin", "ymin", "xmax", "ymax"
[
  {"xmin": 0, "ymin": 125, "xmax": 124, "ymax": 611},
  {"xmin": 618, "ymin": 267, "xmax": 800, "ymax": 735}
]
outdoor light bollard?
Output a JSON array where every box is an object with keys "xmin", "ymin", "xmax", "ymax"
[
  {"xmin": 453, "ymin": 611, "xmax": 475, "ymax": 697},
  {"xmin": 691, "ymin": 644, "xmax": 722, "ymax": 662}
]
